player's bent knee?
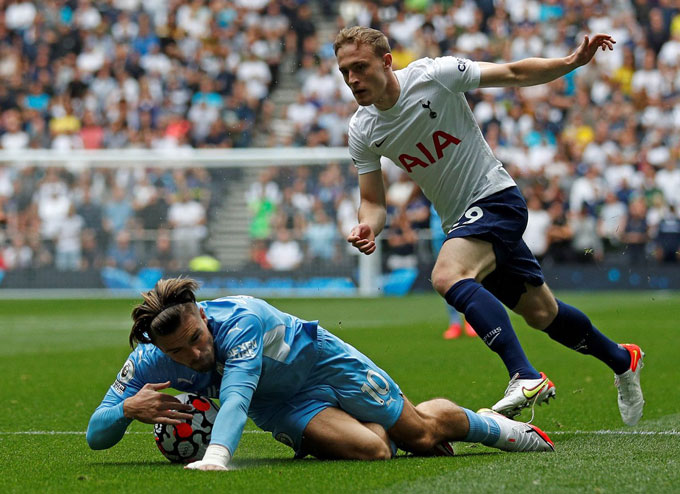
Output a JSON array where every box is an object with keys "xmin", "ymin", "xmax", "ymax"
[
  {"xmin": 431, "ymin": 266, "xmax": 468, "ymax": 296},
  {"xmin": 355, "ymin": 438, "xmax": 392, "ymax": 460}
]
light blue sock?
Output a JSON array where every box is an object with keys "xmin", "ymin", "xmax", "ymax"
[{"xmin": 462, "ymin": 408, "xmax": 500, "ymax": 446}]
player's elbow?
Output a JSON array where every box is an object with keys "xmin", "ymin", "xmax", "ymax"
[
  {"xmin": 86, "ymin": 427, "xmax": 108, "ymax": 450},
  {"xmin": 85, "ymin": 416, "xmax": 119, "ymax": 450}
]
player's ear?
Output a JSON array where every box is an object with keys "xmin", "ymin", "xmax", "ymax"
[
  {"xmin": 199, "ymin": 307, "xmax": 207, "ymax": 323},
  {"xmin": 383, "ymin": 52, "xmax": 392, "ymax": 70}
]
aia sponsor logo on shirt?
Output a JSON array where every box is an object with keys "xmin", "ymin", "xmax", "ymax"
[{"xmin": 398, "ymin": 130, "xmax": 462, "ymax": 173}]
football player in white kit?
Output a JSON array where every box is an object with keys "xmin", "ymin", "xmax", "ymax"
[{"xmin": 335, "ymin": 26, "xmax": 644, "ymax": 425}]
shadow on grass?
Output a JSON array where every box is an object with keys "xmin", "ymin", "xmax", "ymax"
[
  {"xmin": 89, "ymin": 451, "xmax": 501, "ymax": 469},
  {"xmin": 89, "ymin": 461, "xmax": 181, "ymax": 467},
  {"xmin": 90, "ymin": 457, "xmax": 297, "ymax": 469}
]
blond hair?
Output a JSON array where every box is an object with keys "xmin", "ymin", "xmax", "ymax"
[
  {"xmin": 333, "ymin": 26, "xmax": 391, "ymax": 57},
  {"xmin": 129, "ymin": 277, "xmax": 200, "ymax": 348}
]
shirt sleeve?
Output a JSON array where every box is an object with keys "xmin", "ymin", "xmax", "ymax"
[
  {"xmin": 430, "ymin": 56, "xmax": 481, "ymax": 93},
  {"xmin": 209, "ymin": 314, "xmax": 264, "ymax": 456},
  {"xmin": 86, "ymin": 353, "xmax": 145, "ymax": 450},
  {"xmin": 348, "ymin": 116, "xmax": 382, "ymax": 175}
]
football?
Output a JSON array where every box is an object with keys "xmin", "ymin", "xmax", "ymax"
[{"xmin": 153, "ymin": 393, "xmax": 220, "ymax": 463}]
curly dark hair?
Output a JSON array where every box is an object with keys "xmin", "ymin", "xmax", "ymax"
[{"xmin": 129, "ymin": 277, "xmax": 201, "ymax": 348}]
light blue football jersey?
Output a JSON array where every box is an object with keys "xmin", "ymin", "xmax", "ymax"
[{"xmin": 87, "ymin": 296, "xmax": 320, "ymax": 454}]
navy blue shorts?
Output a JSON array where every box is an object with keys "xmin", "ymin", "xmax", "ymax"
[{"xmin": 444, "ymin": 186, "xmax": 544, "ymax": 308}]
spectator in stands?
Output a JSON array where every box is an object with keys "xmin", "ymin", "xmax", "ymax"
[
  {"xmin": 287, "ymin": 93, "xmax": 318, "ymax": 134},
  {"xmin": 597, "ymin": 191, "xmax": 627, "ymax": 254},
  {"xmin": 222, "ymin": 81, "xmax": 258, "ymax": 148},
  {"xmin": 80, "ymin": 228, "xmax": 101, "ymax": 270},
  {"xmin": 168, "ymin": 188, "xmax": 207, "ymax": 267},
  {"xmin": 524, "ymin": 194, "xmax": 551, "ymax": 262},
  {"xmin": 291, "ymin": 3, "xmax": 316, "ymax": 65},
  {"xmin": 622, "ymin": 196, "xmax": 650, "ymax": 265},
  {"xmin": 303, "ymin": 204, "xmax": 339, "ymax": 263},
  {"xmin": 106, "ymin": 229, "xmax": 137, "ymax": 272},
  {"xmin": 2, "ymin": 234, "xmax": 33, "ymax": 270},
  {"xmin": 55, "ymin": 204, "xmax": 85, "ymax": 271},
  {"xmin": 103, "ymin": 185, "xmax": 133, "ymax": 235},
  {"xmin": 544, "ymin": 201, "xmax": 573, "ymax": 264},
  {"xmin": 266, "ymin": 226, "xmax": 304, "ymax": 272},
  {"xmin": 653, "ymin": 204, "xmax": 680, "ymax": 263},
  {"xmin": 37, "ymin": 182, "xmax": 71, "ymax": 254},
  {"xmin": 272, "ymin": 186, "xmax": 306, "ymax": 239},
  {"xmin": 384, "ymin": 209, "xmax": 419, "ymax": 272},
  {"xmin": 248, "ymin": 238, "xmax": 272, "ymax": 271},
  {"xmin": 569, "ymin": 166, "xmax": 607, "ymax": 217},
  {"xmin": 315, "ymin": 162, "xmax": 345, "ymax": 217},
  {"xmin": 569, "ymin": 206, "xmax": 604, "ymax": 263},
  {"xmin": 147, "ymin": 228, "xmax": 179, "ymax": 271},
  {"xmin": 1, "ymin": 109, "xmax": 29, "ymax": 150}
]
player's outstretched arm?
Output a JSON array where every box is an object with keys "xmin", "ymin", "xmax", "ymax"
[
  {"xmin": 348, "ymin": 170, "xmax": 387, "ymax": 255},
  {"xmin": 86, "ymin": 381, "xmax": 193, "ymax": 450},
  {"xmin": 478, "ymin": 34, "xmax": 615, "ymax": 89}
]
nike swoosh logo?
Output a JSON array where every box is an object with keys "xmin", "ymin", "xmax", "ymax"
[
  {"xmin": 373, "ymin": 137, "xmax": 387, "ymax": 148},
  {"xmin": 630, "ymin": 349, "xmax": 639, "ymax": 371},
  {"xmin": 522, "ymin": 378, "xmax": 549, "ymax": 399},
  {"xmin": 486, "ymin": 332, "xmax": 501, "ymax": 346}
]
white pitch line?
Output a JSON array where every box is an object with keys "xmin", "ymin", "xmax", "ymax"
[
  {"xmin": 0, "ymin": 430, "xmax": 678, "ymax": 436},
  {"xmin": 547, "ymin": 430, "xmax": 680, "ymax": 436},
  {"xmin": 0, "ymin": 430, "xmax": 268, "ymax": 436}
]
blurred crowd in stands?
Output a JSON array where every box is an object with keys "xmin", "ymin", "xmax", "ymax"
[{"xmin": 0, "ymin": 0, "xmax": 679, "ymax": 276}]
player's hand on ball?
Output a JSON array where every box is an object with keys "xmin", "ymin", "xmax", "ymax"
[
  {"xmin": 123, "ymin": 381, "xmax": 194, "ymax": 424},
  {"xmin": 184, "ymin": 460, "xmax": 230, "ymax": 471},
  {"xmin": 347, "ymin": 224, "xmax": 376, "ymax": 255}
]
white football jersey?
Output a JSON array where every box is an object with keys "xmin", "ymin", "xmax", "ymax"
[{"xmin": 348, "ymin": 56, "xmax": 516, "ymax": 232}]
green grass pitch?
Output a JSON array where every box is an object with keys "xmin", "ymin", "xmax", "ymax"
[{"xmin": 1, "ymin": 292, "xmax": 678, "ymax": 493}]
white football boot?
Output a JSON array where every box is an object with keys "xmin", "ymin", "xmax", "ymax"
[
  {"xmin": 477, "ymin": 408, "xmax": 555, "ymax": 452},
  {"xmin": 615, "ymin": 344, "xmax": 645, "ymax": 426},
  {"xmin": 492, "ymin": 372, "xmax": 556, "ymax": 418}
]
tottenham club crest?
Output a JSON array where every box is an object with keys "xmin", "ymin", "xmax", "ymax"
[{"xmin": 420, "ymin": 100, "xmax": 437, "ymax": 119}]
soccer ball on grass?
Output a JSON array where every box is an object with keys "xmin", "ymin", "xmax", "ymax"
[{"xmin": 153, "ymin": 393, "xmax": 220, "ymax": 463}]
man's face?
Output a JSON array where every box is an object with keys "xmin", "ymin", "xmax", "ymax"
[
  {"xmin": 155, "ymin": 308, "xmax": 215, "ymax": 373},
  {"xmin": 336, "ymin": 42, "xmax": 390, "ymax": 107}
]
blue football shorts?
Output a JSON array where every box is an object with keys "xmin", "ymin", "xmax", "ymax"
[
  {"xmin": 248, "ymin": 328, "xmax": 404, "ymax": 454},
  {"xmin": 444, "ymin": 185, "xmax": 545, "ymax": 308}
]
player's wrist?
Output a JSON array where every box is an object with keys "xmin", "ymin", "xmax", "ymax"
[
  {"xmin": 122, "ymin": 396, "xmax": 141, "ymax": 420},
  {"xmin": 122, "ymin": 398, "xmax": 133, "ymax": 419},
  {"xmin": 202, "ymin": 444, "xmax": 231, "ymax": 468}
]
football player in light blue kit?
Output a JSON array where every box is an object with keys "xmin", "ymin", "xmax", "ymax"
[{"xmin": 87, "ymin": 278, "xmax": 554, "ymax": 471}]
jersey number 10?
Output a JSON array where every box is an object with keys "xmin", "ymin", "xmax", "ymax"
[{"xmin": 361, "ymin": 370, "xmax": 391, "ymax": 405}]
